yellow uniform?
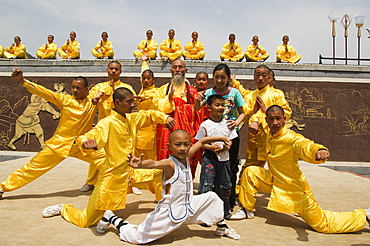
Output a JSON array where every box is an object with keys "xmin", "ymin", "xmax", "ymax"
[
  {"xmin": 276, "ymin": 44, "xmax": 301, "ymax": 63},
  {"xmin": 61, "ymin": 109, "xmax": 169, "ymax": 227},
  {"xmin": 245, "ymin": 44, "xmax": 269, "ymax": 62},
  {"xmin": 133, "ymin": 39, "xmax": 158, "ymax": 60},
  {"xmin": 239, "ymin": 126, "xmax": 367, "ymax": 233},
  {"xmin": 4, "ymin": 44, "xmax": 28, "ymax": 59},
  {"xmin": 91, "ymin": 40, "xmax": 114, "ymax": 59},
  {"xmin": 0, "ymin": 80, "xmax": 110, "ymax": 193},
  {"xmin": 58, "ymin": 40, "xmax": 80, "ymax": 59},
  {"xmin": 36, "ymin": 42, "xmax": 58, "ymax": 59},
  {"xmin": 160, "ymin": 39, "xmax": 182, "ymax": 61},
  {"xmin": 0, "ymin": 45, "xmax": 4, "ymax": 58},
  {"xmin": 220, "ymin": 42, "xmax": 243, "ymax": 61},
  {"xmin": 183, "ymin": 40, "xmax": 205, "ymax": 60}
]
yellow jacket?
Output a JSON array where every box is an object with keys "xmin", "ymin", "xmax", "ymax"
[
  {"xmin": 60, "ymin": 40, "xmax": 80, "ymax": 56},
  {"xmin": 93, "ymin": 40, "xmax": 113, "ymax": 55},
  {"xmin": 76, "ymin": 109, "xmax": 168, "ymax": 210},
  {"xmin": 160, "ymin": 39, "xmax": 182, "ymax": 53},
  {"xmin": 266, "ymin": 126, "xmax": 326, "ymax": 213},
  {"xmin": 5, "ymin": 44, "xmax": 27, "ymax": 58},
  {"xmin": 276, "ymin": 44, "xmax": 297, "ymax": 59},
  {"xmin": 37, "ymin": 42, "xmax": 58, "ymax": 58},
  {"xmin": 0, "ymin": 45, "xmax": 4, "ymax": 57},
  {"xmin": 246, "ymin": 44, "xmax": 269, "ymax": 59},
  {"xmin": 137, "ymin": 39, "xmax": 158, "ymax": 53},
  {"xmin": 221, "ymin": 42, "xmax": 242, "ymax": 57},
  {"xmin": 184, "ymin": 40, "xmax": 204, "ymax": 55},
  {"xmin": 89, "ymin": 80, "xmax": 136, "ymax": 121},
  {"xmin": 22, "ymin": 80, "xmax": 112, "ymax": 158}
]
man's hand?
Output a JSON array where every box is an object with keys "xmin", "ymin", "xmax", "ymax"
[
  {"xmin": 168, "ymin": 85, "xmax": 175, "ymax": 103},
  {"xmin": 315, "ymin": 149, "xmax": 330, "ymax": 161},
  {"xmin": 67, "ymin": 39, "xmax": 70, "ymax": 45},
  {"xmin": 256, "ymin": 96, "xmax": 267, "ymax": 113},
  {"xmin": 11, "ymin": 69, "xmax": 25, "ymax": 85},
  {"xmin": 109, "ymin": 79, "xmax": 115, "ymax": 89},
  {"xmin": 165, "ymin": 117, "xmax": 176, "ymax": 129},
  {"xmin": 249, "ymin": 121, "xmax": 259, "ymax": 134},
  {"xmin": 45, "ymin": 44, "xmax": 48, "ymax": 50},
  {"xmin": 127, "ymin": 153, "xmax": 143, "ymax": 168},
  {"xmin": 82, "ymin": 139, "xmax": 98, "ymax": 150},
  {"xmin": 92, "ymin": 92, "xmax": 104, "ymax": 105}
]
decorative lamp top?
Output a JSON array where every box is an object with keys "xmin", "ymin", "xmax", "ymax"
[
  {"xmin": 328, "ymin": 15, "xmax": 338, "ymax": 22},
  {"xmin": 355, "ymin": 15, "xmax": 366, "ymax": 25}
]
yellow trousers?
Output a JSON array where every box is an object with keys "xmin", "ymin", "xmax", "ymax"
[
  {"xmin": 239, "ymin": 166, "xmax": 367, "ymax": 233},
  {"xmin": 276, "ymin": 54, "xmax": 301, "ymax": 63},
  {"xmin": 183, "ymin": 51, "xmax": 205, "ymax": 60},
  {"xmin": 36, "ymin": 50, "xmax": 56, "ymax": 59},
  {"xmin": 91, "ymin": 49, "xmax": 114, "ymax": 59},
  {"xmin": 0, "ymin": 145, "xmax": 105, "ymax": 192},
  {"xmin": 58, "ymin": 48, "xmax": 80, "ymax": 59},
  {"xmin": 245, "ymin": 52, "xmax": 269, "ymax": 62},
  {"xmin": 133, "ymin": 50, "xmax": 157, "ymax": 60},
  {"xmin": 129, "ymin": 169, "xmax": 163, "ymax": 201},
  {"xmin": 159, "ymin": 50, "xmax": 182, "ymax": 61},
  {"xmin": 220, "ymin": 53, "xmax": 244, "ymax": 62}
]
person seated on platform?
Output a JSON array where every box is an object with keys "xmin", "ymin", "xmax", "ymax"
[
  {"xmin": 0, "ymin": 44, "xmax": 4, "ymax": 58},
  {"xmin": 276, "ymin": 35, "xmax": 301, "ymax": 63},
  {"xmin": 183, "ymin": 31, "xmax": 205, "ymax": 60},
  {"xmin": 160, "ymin": 29, "xmax": 182, "ymax": 61},
  {"xmin": 220, "ymin": 34, "xmax": 244, "ymax": 62},
  {"xmin": 4, "ymin": 36, "xmax": 28, "ymax": 59},
  {"xmin": 36, "ymin": 35, "xmax": 58, "ymax": 59},
  {"xmin": 133, "ymin": 30, "xmax": 158, "ymax": 60},
  {"xmin": 245, "ymin": 35, "xmax": 269, "ymax": 62},
  {"xmin": 91, "ymin": 32, "xmax": 114, "ymax": 59},
  {"xmin": 231, "ymin": 105, "xmax": 370, "ymax": 235},
  {"xmin": 58, "ymin": 31, "xmax": 80, "ymax": 59}
]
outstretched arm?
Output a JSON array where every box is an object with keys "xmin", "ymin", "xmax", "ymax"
[
  {"xmin": 189, "ymin": 136, "xmax": 231, "ymax": 157},
  {"xmin": 127, "ymin": 153, "xmax": 174, "ymax": 177},
  {"xmin": 11, "ymin": 69, "xmax": 26, "ymax": 85}
]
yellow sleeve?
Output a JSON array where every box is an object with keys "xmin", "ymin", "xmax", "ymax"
[
  {"xmin": 230, "ymin": 79, "xmax": 251, "ymax": 98},
  {"xmin": 293, "ymin": 132, "xmax": 327, "ymax": 164},
  {"xmin": 101, "ymin": 40, "xmax": 113, "ymax": 53},
  {"xmin": 137, "ymin": 40, "xmax": 145, "ymax": 50},
  {"xmin": 134, "ymin": 110, "xmax": 168, "ymax": 129},
  {"xmin": 76, "ymin": 118, "xmax": 110, "ymax": 154},
  {"xmin": 184, "ymin": 41, "xmax": 192, "ymax": 52},
  {"xmin": 22, "ymin": 80, "xmax": 64, "ymax": 108},
  {"xmin": 160, "ymin": 39, "xmax": 168, "ymax": 51},
  {"xmin": 173, "ymin": 39, "xmax": 182, "ymax": 51},
  {"xmin": 148, "ymin": 40, "xmax": 158, "ymax": 52},
  {"xmin": 38, "ymin": 44, "xmax": 46, "ymax": 53},
  {"xmin": 197, "ymin": 41, "xmax": 204, "ymax": 51},
  {"xmin": 276, "ymin": 45, "xmax": 284, "ymax": 55},
  {"xmin": 236, "ymin": 43, "xmax": 242, "ymax": 54},
  {"xmin": 221, "ymin": 43, "xmax": 229, "ymax": 54}
]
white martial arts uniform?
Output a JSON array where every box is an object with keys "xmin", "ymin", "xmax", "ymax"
[{"xmin": 118, "ymin": 155, "xmax": 224, "ymax": 244}]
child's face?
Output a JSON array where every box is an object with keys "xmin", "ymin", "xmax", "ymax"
[
  {"xmin": 195, "ymin": 74, "xmax": 208, "ymax": 91},
  {"xmin": 141, "ymin": 72, "xmax": 154, "ymax": 89},
  {"xmin": 209, "ymin": 99, "xmax": 225, "ymax": 118},
  {"xmin": 168, "ymin": 132, "xmax": 191, "ymax": 162},
  {"xmin": 213, "ymin": 69, "xmax": 229, "ymax": 90}
]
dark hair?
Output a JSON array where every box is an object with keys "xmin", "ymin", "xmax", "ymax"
[
  {"xmin": 74, "ymin": 76, "xmax": 88, "ymax": 87},
  {"xmin": 269, "ymin": 69, "xmax": 275, "ymax": 79},
  {"xmin": 229, "ymin": 33, "xmax": 235, "ymax": 38},
  {"xmin": 48, "ymin": 35, "xmax": 54, "ymax": 39},
  {"xmin": 101, "ymin": 31, "xmax": 108, "ymax": 36},
  {"xmin": 266, "ymin": 105, "xmax": 284, "ymax": 116},
  {"xmin": 142, "ymin": 69, "xmax": 154, "ymax": 78},
  {"xmin": 207, "ymin": 94, "xmax": 224, "ymax": 106},
  {"xmin": 196, "ymin": 71, "xmax": 208, "ymax": 79},
  {"xmin": 108, "ymin": 60, "xmax": 122, "ymax": 69},
  {"xmin": 255, "ymin": 64, "xmax": 270, "ymax": 72},
  {"xmin": 213, "ymin": 63, "xmax": 231, "ymax": 78},
  {"xmin": 113, "ymin": 87, "xmax": 133, "ymax": 102}
]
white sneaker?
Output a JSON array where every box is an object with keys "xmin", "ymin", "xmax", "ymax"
[
  {"xmin": 80, "ymin": 184, "xmax": 94, "ymax": 192},
  {"xmin": 132, "ymin": 187, "xmax": 142, "ymax": 195},
  {"xmin": 96, "ymin": 210, "xmax": 114, "ymax": 234},
  {"xmin": 42, "ymin": 204, "xmax": 64, "ymax": 218},
  {"xmin": 215, "ymin": 227, "xmax": 241, "ymax": 240},
  {"xmin": 230, "ymin": 209, "xmax": 254, "ymax": 220}
]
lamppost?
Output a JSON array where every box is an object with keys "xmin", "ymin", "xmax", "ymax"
[
  {"xmin": 355, "ymin": 15, "xmax": 365, "ymax": 65},
  {"xmin": 341, "ymin": 14, "xmax": 351, "ymax": 65},
  {"xmin": 328, "ymin": 15, "xmax": 338, "ymax": 64}
]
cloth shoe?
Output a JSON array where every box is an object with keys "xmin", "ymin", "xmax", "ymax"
[
  {"xmin": 132, "ymin": 187, "xmax": 142, "ymax": 195},
  {"xmin": 80, "ymin": 184, "xmax": 94, "ymax": 192},
  {"xmin": 96, "ymin": 210, "xmax": 114, "ymax": 234},
  {"xmin": 42, "ymin": 204, "xmax": 64, "ymax": 218},
  {"xmin": 230, "ymin": 208, "xmax": 254, "ymax": 220},
  {"xmin": 215, "ymin": 227, "xmax": 241, "ymax": 240},
  {"xmin": 0, "ymin": 189, "xmax": 3, "ymax": 200}
]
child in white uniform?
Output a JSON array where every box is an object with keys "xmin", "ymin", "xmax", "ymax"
[{"xmin": 96, "ymin": 130, "xmax": 240, "ymax": 244}]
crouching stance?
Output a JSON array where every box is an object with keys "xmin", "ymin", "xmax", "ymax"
[
  {"xmin": 97, "ymin": 130, "xmax": 240, "ymax": 244},
  {"xmin": 232, "ymin": 105, "xmax": 370, "ymax": 234}
]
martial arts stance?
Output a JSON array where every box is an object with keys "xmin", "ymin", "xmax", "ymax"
[
  {"xmin": 96, "ymin": 129, "xmax": 240, "ymax": 244},
  {"xmin": 233, "ymin": 105, "xmax": 370, "ymax": 234}
]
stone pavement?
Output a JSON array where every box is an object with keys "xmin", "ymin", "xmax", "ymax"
[{"xmin": 0, "ymin": 151, "xmax": 369, "ymax": 246}]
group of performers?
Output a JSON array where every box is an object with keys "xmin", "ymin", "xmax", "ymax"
[
  {"xmin": 0, "ymin": 58, "xmax": 368, "ymax": 244},
  {"xmin": 0, "ymin": 30, "xmax": 301, "ymax": 63}
]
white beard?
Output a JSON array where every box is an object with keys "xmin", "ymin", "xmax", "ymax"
[{"xmin": 171, "ymin": 74, "xmax": 185, "ymax": 88}]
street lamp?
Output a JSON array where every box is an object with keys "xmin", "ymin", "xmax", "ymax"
[
  {"xmin": 328, "ymin": 15, "xmax": 338, "ymax": 64},
  {"xmin": 340, "ymin": 14, "xmax": 351, "ymax": 65},
  {"xmin": 355, "ymin": 15, "xmax": 365, "ymax": 65}
]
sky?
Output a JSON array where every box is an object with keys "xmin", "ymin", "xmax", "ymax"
[{"xmin": 1, "ymin": 0, "xmax": 370, "ymax": 65}]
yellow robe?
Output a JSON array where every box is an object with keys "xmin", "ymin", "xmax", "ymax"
[
  {"xmin": 160, "ymin": 38, "xmax": 182, "ymax": 61},
  {"xmin": 91, "ymin": 40, "xmax": 114, "ymax": 58},
  {"xmin": 276, "ymin": 44, "xmax": 301, "ymax": 63},
  {"xmin": 239, "ymin": 127, "xmax": 367, "ymax": 233},
  {"xmin": 58, "ymin": 40, "xmax": 80, "ymax": 59},
  {"xmin": 133, "ymin": 39, "xmax": 158, "ymax": 59},
  {"xmin": 61, "ymin": 109, "xmax": 168, "ymax": 227},
  {"xmin": 0, "ymin": 45, "xmax": 4, "ymax": 58},
  {"xmin": 183, "ymin": 40, "xmax": 205, "ymax": 60},
  {"xmin": 220, "ymin": 42, "xmax": 243, "ymax": 61},
  {"xmin": 36, "ymin": 42, "xmax": 58, "ymax": 59},
  {"xmin": 4, "ymin": 44, "xmax": 27, "ymax": 59},
  {"xmin": 245, "ymin": 44, "xmax": 269, "ymax": 62},
  {"xmin": 0, "ymin": 80, "xmax": 110, "ymax": 192}
]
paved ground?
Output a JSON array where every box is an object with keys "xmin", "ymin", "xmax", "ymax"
[{"xmin": 1, "ymin": 151, "xmax": 370, "ymax": 246}]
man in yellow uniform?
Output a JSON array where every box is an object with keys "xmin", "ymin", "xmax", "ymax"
[
  {"xmin": 79, "ymin": 60, "xmax": 136, "ymax": 192},
  {"xmin": 0, "ymin": 45, "xmax": 4, "ymax": 58},
  {"xmin": 276, "ymin": 35, "xmax": 301, "ymax": 63},
  {"xmin": 133, "ymin": 30, "xmax": 158, "ymax": 60},
  {"xmin": 183, "ymin": 31, "xmax": 205, "ymax": 60},
  {"xmin": 220, "ymin": 34, "xmax": 244, "ymax": 62},
  {"xmin": 231, "ymin": 105, "xmax": 370, "ymax": 234},
  {"xmin": 4, "ymin": 36, "xmax": 28, "ymax": 59},
  {"xmin": 0, "ymin": 69, "xmax": 111, "ymax": 200},
  {"xmin": 91, "ymin": 32, "xmax": 114, "ymax": 59},
  {"xmin": 160, "ymin": 29, "xmax": 182, "ymax": 61},
  {"xmin": 41, "ymin": 87, "xmax": 174, "ymax": 228},
  {"xmin": 36, "ymin": 35, "xmax": 58, "ymax": 59},
  {"xmin": 245, "ymin": 35, "xmax": 269, "ymax": 62},
  {"xmin": 58, "ymin": 31, "xmax": 80, "ymax": 59}
]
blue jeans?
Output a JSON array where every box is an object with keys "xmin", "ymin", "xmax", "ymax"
[{"xmin": 198, "ymin": 155, "xmax": 232, "ymax": 216}]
